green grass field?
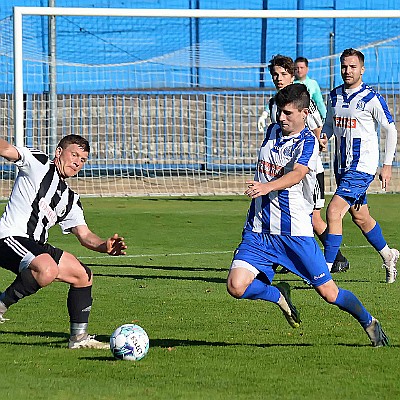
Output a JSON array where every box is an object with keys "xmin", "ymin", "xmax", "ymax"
[{"xmin": 0, "ymin": 194, "xmax": 399, "ymax": 400}]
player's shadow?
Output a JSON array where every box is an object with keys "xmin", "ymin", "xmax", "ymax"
[
  {"xmin": 0, "ymin": 330, "xmax": 311, "ymax": 351},
  {"xmin": 93, "ymin": 271, "xmax": 226, "ymax": 284},
  {"xmin": 0, "ymin": 330, "xmax": 70, "ymax": 347},
  {"xmin": 144, "ymin": 197, "xmax": 245, "ymax": 203},
  {"xmin": 87, "ymin": 263, "xmax": 226, "ymax": 273}
]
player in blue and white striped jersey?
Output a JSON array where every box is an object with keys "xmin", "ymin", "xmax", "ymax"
[
  {"xmin": 0, "ymin": 134, "xmax": 127, "ymax": 349},
  {"xmin": 323, "ymin": 48, "xmax": 399, "ymax": 283},
  {"xmin": 227, "ymin": 84, "xmax": 388, "ymax": 347},
  {"xmin": 258, "ymin": 54, "xmax": 349, "ymax": 273}
]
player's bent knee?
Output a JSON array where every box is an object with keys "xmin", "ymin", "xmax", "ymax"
[
  {"xmin": 226, "ymin": 277, "xmax": 249, "ymax": 299},
  {"xmin": 29, "ymin": 254, "xmax": 59, "ymax": 287},
  {"xmin": 226, "ymin": 283, "xmax": 246, "ymax": 299}
]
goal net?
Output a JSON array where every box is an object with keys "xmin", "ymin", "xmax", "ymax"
[{"xmin": 1, "ymin": 8, "xmax": 400, "ymax": 197}]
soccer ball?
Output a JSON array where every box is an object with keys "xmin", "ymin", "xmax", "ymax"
[{"xmin": 110, "ymin": 324, "xmax": 149, "ymax": 361}]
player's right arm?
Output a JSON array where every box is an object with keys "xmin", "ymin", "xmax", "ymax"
[
  {"xmin": 245, "ymin": 162, "xmax": 309, "ymax": 198},
  {"xmin": 0, "ymin": 138, "xmax": 20, "ymax": 162}
]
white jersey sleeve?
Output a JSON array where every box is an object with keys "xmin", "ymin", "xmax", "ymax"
[{"xmin": 306, "ymin": 99, "xmax": 323, "ymax": 131}]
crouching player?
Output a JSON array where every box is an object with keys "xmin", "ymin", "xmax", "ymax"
[{"xmin": 0, "ymin": 134, "xmax": 127, "ymax": 349}]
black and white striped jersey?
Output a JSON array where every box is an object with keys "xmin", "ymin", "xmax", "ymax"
[
  {"xmin": 268, "ymin": 96, "xmax": 323, "ymax": 130},
  {"xmin": 0, "ymin": 146, "xmax": 87, "ymax": 244}
]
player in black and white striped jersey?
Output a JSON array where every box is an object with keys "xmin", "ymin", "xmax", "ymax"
[{"xmin": 0, "ymin": 134, "xmax": 127, "ymax": 349}]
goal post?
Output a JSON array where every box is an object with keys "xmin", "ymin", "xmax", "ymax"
[{"xmin": 4, "ymin": 7, "xmax": 400, "ymax": 197}]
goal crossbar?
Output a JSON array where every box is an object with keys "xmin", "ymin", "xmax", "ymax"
[
  {"xmin": 13, "ymin": 7, "xmax": 400, "ymax": 146},
  {"xmin": 8, "ymin": 7, "xmax": 400, "ymax": 196}
]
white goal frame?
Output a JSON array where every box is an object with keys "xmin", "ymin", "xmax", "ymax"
[
  {"xmin": 13, "ymin": 7, "xmax": 400, "ymax": 146},
  {"xmin": 10, "ymin": 7, "xmax": 400, "ymax": 196}
]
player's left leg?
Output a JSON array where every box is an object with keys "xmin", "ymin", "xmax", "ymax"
[
  {"xmin": 312, "ymin": 210, "xmax": 349, "ymax": 273},
  {"xmin": 315, "ymin": 279, "xmax": 389, "ymax": 347},
  {"xmin": 56, "ymin": 251, "xmax": 108, "ymax": 349},
  {"xmin": 324, "ymin": 194, "xmax": 350, "ymax": 270},
  {"xmin": 0, "ymin": 237, "xmax": 60, "ymax": 322},
  {"xmin": 350, "ymin": 203, "xmax": 399, "ymax": 283}
]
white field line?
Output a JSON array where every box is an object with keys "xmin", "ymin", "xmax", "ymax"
[{"xmin": 78, "ymin": 245, "xmax": 372, "ymax": 260}]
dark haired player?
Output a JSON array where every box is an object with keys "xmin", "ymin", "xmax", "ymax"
[
  {"xmin": 228, "ymin": 83, "xmax": 388, "ymax": 347},
  {"xmin": 259, "ymin": 54, "xmax": 349, "ymax": 274}
]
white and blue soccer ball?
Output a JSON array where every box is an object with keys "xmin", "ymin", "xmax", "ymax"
[{"xmin": 110, "ymin": 324, "xmax": 149, "ymax": 361}]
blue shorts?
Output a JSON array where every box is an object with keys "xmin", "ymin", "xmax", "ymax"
[
  {"xmin": 230, "ymin": 230, "xmax": 332, "ymax": 287},
  {"xmin": 335, "ymin": 170, "xmax": 374, "ymax": 207}
]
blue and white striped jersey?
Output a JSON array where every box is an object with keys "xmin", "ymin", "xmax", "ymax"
[
  {"xmin": 323, "ymin": 83, "xmax": 396, "ymax": 176},
  {"xmin": 244, "ymin": 124, "xmax": 318, "ymax": 237},
  {"xmin": 268, "ymin": 95, "xmax": 324, "ymax": 174},
  {"xmin": 0, "ymin": 146, "xmax": 87, "ymax": 243}
]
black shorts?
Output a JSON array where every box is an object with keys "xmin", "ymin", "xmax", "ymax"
[
  {"xmin": 313, "ymin": 171, "xmax": 325, "ymax": 210},
  {"xmin": 0, "ymin": 236, "xmax": 63, "ymax": 275}
]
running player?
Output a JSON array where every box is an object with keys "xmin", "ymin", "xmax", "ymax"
[
  {"xmin": 227, "ymin": 83, "xmax": 388, "ymax": 347},
  {"xmin": 0, "ymin": 134, "xmax": 127, "ymax": 348},
  {"xmin": 322, "ymin": 48, "xmax": 399, "ymax": 284},
  {"xmin": 258, "ymin": 54, "xmax": 349, "ymax": 273}
]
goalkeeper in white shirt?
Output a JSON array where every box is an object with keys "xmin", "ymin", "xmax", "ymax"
[
  {"xmin": 322, "ymin": 48, "xmax": 398, "ymax": 283},
  {"xmin": 258, "ymin": 54, "xmax": 349, "ymax": 274}
]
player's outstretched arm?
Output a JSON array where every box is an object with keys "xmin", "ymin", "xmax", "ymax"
[
  {"xmin": 72, "ymin": 225, "xmax": 127, "ymax": 255},
  {"xmin": 0, "ymin": 138, "xmax": 20, "ymax": 162}
]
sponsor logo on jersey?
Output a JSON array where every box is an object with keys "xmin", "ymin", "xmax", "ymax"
[
  {"xmin": 334, "ymin": 116, "xmax": 357, "ymax": 128},
  {"xmin": 39, "ymin": 198, "xmax": 57, "ymax": 224},
  {"xmin": 257, "ymin": 160, "xmax": 284, "ymax": 177}
]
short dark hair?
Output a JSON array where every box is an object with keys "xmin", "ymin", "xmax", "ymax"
[
  {"xmin": 340, "ymin": 48, "xmax": 364, "ymax": 65},
  {"xmin": 294, "ymin": 56, "xmax": 308, "ymax": 66},
  {"xmin": 275, "ymin": 83, "xmax": 310, "ymax": 111},
  {"xmin": 57, "ymin": 134, "xmax": 90, "ymax": 153},
  {"xmin": 268, "ymin": 54, "xmax": 295, "ymax": 76}
]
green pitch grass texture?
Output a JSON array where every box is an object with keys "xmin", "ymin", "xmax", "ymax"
[{"xmin": 0, "ymin": 195, "xmax": 399, "ymax": 400}]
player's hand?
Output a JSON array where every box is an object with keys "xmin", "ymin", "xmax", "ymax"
[
  {"xmin": 245, "ymin": 181, "xmax": 270, "ymax": 198},
  {"xmin": 379, "ymin": 164, "xmax": 392, "ymax": 191},
  {"xmin": 106, "ymin": 233, "xmax": 127, "ymax": 256},
  {"xmin": 257, "ymin": 111, "xmax": 269, "ymax": 133},
  {"xmin": 319, "ymin": 133, "xmax": 328, "ymax": 152}
]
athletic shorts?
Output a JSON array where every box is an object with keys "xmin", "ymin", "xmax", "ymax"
[
  {"xmin": 0, "ymin": 236, "xmax": 63, "ymax": 274},
  {"xmin": 313, "ymin": 171, "xmax": 325, "ymax": 210},
  {"xmin": 230, "ymin": 230, "xmax": 332, "ymax": 287},
  {"xmin": 335, "ymin": 170, "xmax": 374, "ymax": 207}
]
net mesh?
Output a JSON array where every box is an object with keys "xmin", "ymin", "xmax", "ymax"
[{"xmin": 0, "ymin": 12, "xmax": 399, "ymax": 197}]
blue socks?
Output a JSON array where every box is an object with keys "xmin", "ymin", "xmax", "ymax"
[
  {"xmin": 363, "ymin": 223, "xmax": 387, "ymax": 252},
  {"xmin": 240, "ymin": 278, "xmax": 280, "ymax": 303},
  {"xmin": 333, "ymin": 288, "xmax": 372, "ymax": 328},
  {"xmin": 324, "ymin": 233, "xmax": 343, "ymax": 264}
]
